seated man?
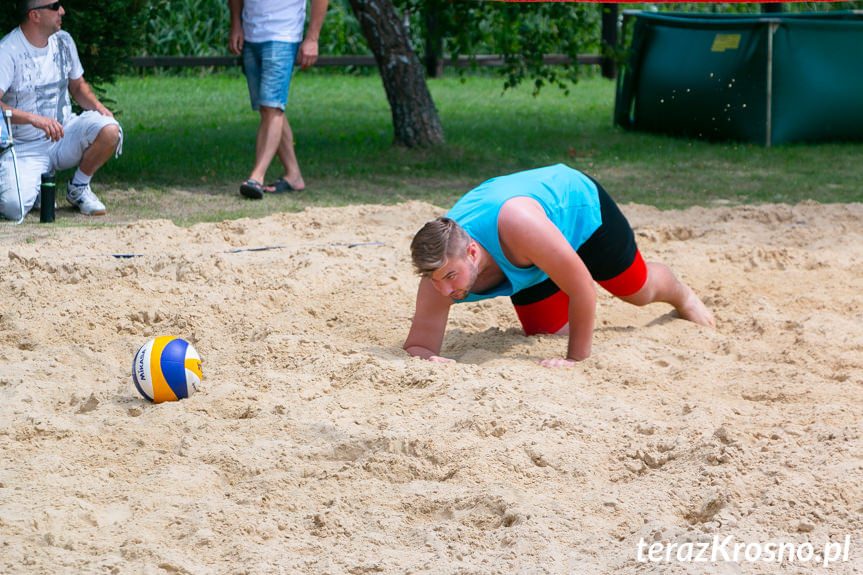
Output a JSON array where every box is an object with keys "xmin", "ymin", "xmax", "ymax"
[
  {"xmin": 404, "ymin": 164, "xmax": 715, "ymax": 367},
  {"xmin": 0, "ymin": 0, "xmax": 122, "ymax": 220}
]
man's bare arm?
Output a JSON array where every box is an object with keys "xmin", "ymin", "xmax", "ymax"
[
  {"xmin": 403, "ymin": 277, "xmax": 454, "ymax": 362},
  {"xmin": 0, "ymin": 89, "xmax": 64, "ymax": 141},
  {"xmin": 228, "ymin": 0, "xmax": 244, "ymax": 55},
  {"xmin": 498, "ymin": 197, "xmax": 597, "ymax": 361},
  {"xmin": 68, "ymin": 77, "xmax": 113, "ymax": 117},
  {"xmin": 298, "ymin": 0, "xmax": 328, "ymax": 70}
]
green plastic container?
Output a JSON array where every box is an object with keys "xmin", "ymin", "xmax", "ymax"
[{"xmin": 615, "ymin": 11, "xmax": 863, "ymax": 146}]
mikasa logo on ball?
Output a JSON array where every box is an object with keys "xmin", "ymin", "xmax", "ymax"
[
  {"xmin": 131, "ymin": 336, "xmax": 202, "ymax": 403},
  {"xmin": 135, "ymin": 349, "xmax": 148, "ymax": 383}
]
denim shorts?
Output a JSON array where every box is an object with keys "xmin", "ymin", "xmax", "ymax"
[{"xmin": 242, "ymin": 40, "xmax": 300, "ymax": 111}]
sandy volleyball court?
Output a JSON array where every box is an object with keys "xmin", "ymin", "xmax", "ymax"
[{"xmin": 1, "ymin": 200, "xmax": 862, "ymax": 574}]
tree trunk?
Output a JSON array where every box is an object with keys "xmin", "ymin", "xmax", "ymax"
[
  {"xmin": 600, "ymin": 3, "xmax": 618, "ymax": 80},
  {"xmin": 347, "ymin": 0, "xmax": 445, "ymax": 147},
  {"xmin": 424, "ymin": 0, "xmax": 444, "ymax": 78}
]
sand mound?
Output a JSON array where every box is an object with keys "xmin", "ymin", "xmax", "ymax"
[{"xmin": 1, "ymin": 201, "xmax": 861, "ymax": 573}]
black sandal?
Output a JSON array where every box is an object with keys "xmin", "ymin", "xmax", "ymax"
[
  {"xmin": 240, "ymin": 178, "xmax": 264, "ymax": 199},
  {"xmin": 266, "ymin": 178, "xmax": 295, "ymax": 194}
]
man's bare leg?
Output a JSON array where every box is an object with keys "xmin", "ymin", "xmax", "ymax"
[
  {"xmin": 270, "ymin": 114, "xmax": 305, "ymax": 191},
  {"xmin": 249, "ymin": 105, "xmax": 285, "ymax": 185},
  {"xmin": 77, "ymin": 124, "xmax": 121, "ymax": 177},
  {"xmin": 619, "ymin": 262, "xmax": 715, "ymax": 327}
]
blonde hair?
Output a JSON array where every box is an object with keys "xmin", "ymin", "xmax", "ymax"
[{"xmin": 410, "ymin": 217, "xmax": 470, "ymax": 276}]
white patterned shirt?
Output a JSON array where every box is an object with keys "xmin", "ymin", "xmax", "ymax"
[{"xmin": 0, "ymin": 27, "xmax": 84, "ymax": 143}]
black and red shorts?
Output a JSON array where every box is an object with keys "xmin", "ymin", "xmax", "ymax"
[{"xmin": 511, "ymin": 179, "xmax": 647, "ymax": 335}]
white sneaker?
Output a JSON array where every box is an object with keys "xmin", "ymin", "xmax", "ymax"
[{"xmin": 66, "ymin": 180, "xmax": 106, "ymax": 216}]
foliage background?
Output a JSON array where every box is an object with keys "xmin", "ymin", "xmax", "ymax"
[
  {"xmin": 136, "ymin": 0, "xmax": 863, "ymax": 60},
  {"xmin": 0, "ymin": 0, "xmax": 149, "ymax": 86},
  {"xmin": 137, "ymin": 0, "xmax": 863, "ymax": 93},
  {"xmin": 3, "ymin": 0, "xmax": 862, "ymax": 92}
]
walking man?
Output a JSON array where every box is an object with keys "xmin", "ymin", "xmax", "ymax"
[{"xmin": 228, "ymin": 0, "xmax": 328, "ymax": 199}]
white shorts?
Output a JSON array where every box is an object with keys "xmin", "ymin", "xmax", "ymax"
[{"xmin": 0, "ymin": 111, "xmax": 121, "ymax": 220}]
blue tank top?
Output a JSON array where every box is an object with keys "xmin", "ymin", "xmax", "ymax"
[{"xmin": 446, "ymin": 164, "xmax": 602, "ymax": 302}]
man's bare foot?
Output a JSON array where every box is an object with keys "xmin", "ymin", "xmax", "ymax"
[
  {"xmin": 285, "ymin": 176, "xmax": 305, "ymax": 192},
  {"xmin": 676, "ymin": 286, "xmax": 716, "ymax": 328},
  {"xmin": 280, "ymin": 173, "xmax": 305, "ymax": 192}
]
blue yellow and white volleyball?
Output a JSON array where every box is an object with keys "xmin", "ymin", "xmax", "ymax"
[{"xmin": 132, "ymin": 337, "xmax": 202, "ymax": 403}]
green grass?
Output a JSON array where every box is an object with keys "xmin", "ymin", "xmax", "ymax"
[{"xmin": 63, "ymin": 70, "xmax": 863, "ymax": 225}]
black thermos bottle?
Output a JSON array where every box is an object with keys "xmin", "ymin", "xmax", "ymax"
[{"xmin": 39, "ymin": 172, "xmax": 55, "ymax": 223}]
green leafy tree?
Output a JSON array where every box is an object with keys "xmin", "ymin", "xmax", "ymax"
[
  {"xmin": 347, "ymin": 0, "xmax": 445, "ymax": 147},
  {"xmin": 319, "ymin": 0, "xmax": 369, "ymax": 56},
  {"xmin": 345, "ymin": 0, "xmax": 597, "ymax": 146},
  {"xmin": 411, "ymin": 0, "xmax": 598, "ymax": 95}
]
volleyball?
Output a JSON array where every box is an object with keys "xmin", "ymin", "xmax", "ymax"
[{"xmin": 132, "ymin": 337, "xmax": 202, "ymax": 403}]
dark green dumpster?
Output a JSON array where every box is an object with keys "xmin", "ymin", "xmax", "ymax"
[{"xmin": 614, "ymin": 11, "xmax": 863, "ymax": 146}]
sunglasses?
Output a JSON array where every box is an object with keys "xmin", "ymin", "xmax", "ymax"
[{"xmin": 31, "ymin": 1, "xmax": 61, "ymax": 11}]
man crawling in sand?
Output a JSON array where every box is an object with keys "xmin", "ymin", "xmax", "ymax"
[{"xmin": 404, "ymin": 164, "xmax": 715, "ymax": 368}]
